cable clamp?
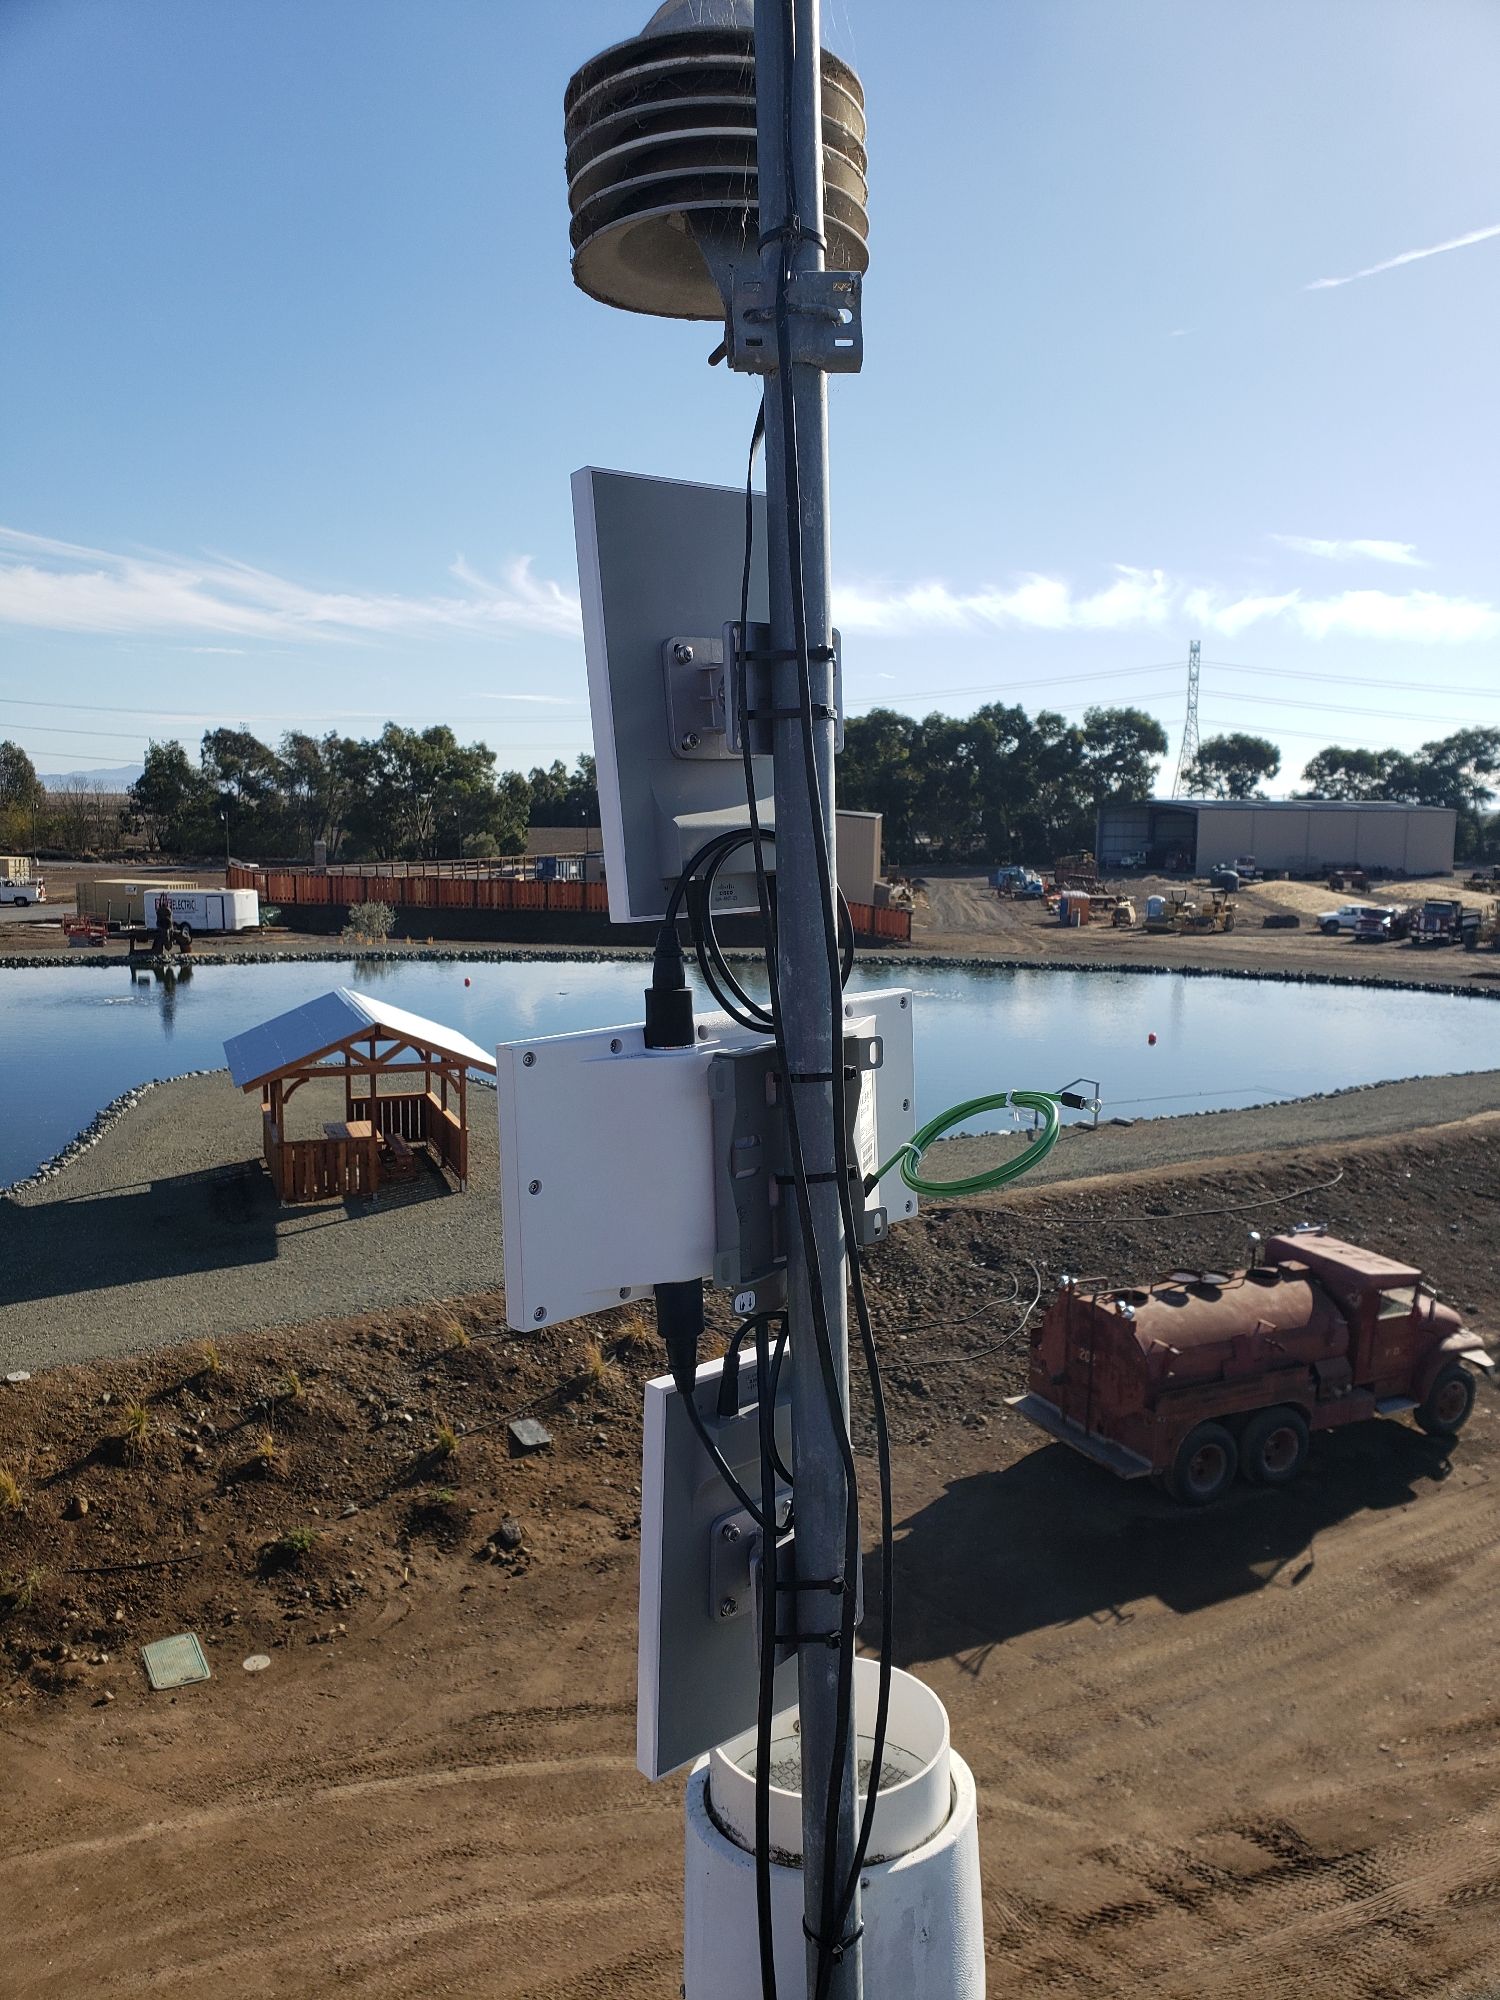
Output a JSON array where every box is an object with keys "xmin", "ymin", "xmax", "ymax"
[
  {"xmin": 802, "ymin": 1918, "xmax": 865, "ymax": 1962},
  {"xmin": 725, "ymin": 621, "xmax": 843, "ymax": 757}
]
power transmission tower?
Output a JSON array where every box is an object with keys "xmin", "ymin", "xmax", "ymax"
[{"xmin": 1170, "ymin": 639, "xmax": 1201, "ymax": 794}]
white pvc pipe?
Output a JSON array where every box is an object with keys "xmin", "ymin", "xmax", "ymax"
[{"xmin": 684, "ymin": 1662, "xmax": 985, "ymax": 1999}]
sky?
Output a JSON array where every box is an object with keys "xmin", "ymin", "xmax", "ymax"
[{"xmin": 2, "ymin": 0, "xmax": 1497, "ymax": 792}]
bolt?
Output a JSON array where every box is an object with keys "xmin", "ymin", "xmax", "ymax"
[
  {"xmin": 679, "ymin": 733, "xmax": 700, "ymax": 751},
  {"xmin": 720, "ymin": 1522, "xmax": 741, "ymax": 1545},
  {"xmin": 522, "ymin": 1051, "xmax": 535, "ymax": 1067},
  {"xmin": 673, "ymin": 642, "xmax": 695, "ymax": 665},
  {"xmin": 719, "ymin": 1596, "xmax": 737, "ymax": 1619},
  {"xmin": 619, "ymin": 1287, "xmax": 630, "ymax": 1299},
  {"xmin": 533, "ymin": 1307, "xmax": 546, "ymax": 1323},
  {"xmin": 528, "ymin": 1179, "xmax": 541, "ymax": 1195},
  {"xmin": 609, "ymin": 1037, "xmax": 622, "ymax": 1053},
  {"xmin": 902, "ymin": 1097, "xmax": 911, "ymax": 1112}
]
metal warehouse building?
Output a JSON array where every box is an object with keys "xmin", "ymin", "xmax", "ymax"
[{"xmin": 1095, "ymin": 799, "xmax": 1457, "ymax": 877}]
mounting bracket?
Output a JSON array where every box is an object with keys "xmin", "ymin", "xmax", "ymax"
[{"xmin": 726, "ymin": 269, "xmax": 864, "ymax": 375}]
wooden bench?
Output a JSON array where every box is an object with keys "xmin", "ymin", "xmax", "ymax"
[{"xmin": 382, "ymin": 1130, "xmax": 417, "ymax": 1180}]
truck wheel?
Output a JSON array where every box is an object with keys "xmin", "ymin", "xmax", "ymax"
[
  {"xmin": 1321, "ymin": 921, "xmax": 1340, "ymax": 936},
  {"xmin": 13, "ymin": 896, "xmax": 27, "ymax": 908},
  {"xmin": 1240, "ymin": 1406, "xmax": 1309, "ymax": 1486},
  {"xmin": 1166, "ymin": 1422, "xmax": 1238, "ymax": 1506},
  {"xmin": 1416, "ymin": 1363, "xmax": 1476, "ymax": 1438}
]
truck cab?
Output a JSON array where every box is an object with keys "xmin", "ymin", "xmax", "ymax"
[{"xmin": 0, "ymin": 876, "xmax": 44, "ymax": 906}]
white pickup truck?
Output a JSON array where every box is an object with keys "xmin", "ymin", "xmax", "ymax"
[{"xmin": 0, "ymin": 876, "xmax": 45, "ymax": 906}]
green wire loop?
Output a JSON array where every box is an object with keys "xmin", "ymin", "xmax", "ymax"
[{"xmin": 871, "ymin": 1090, "xmax": 1064, "ymax": 1197}]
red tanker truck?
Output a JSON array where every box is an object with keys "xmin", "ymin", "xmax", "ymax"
[{"xmin": 1009, "ymin": 1232, "xmax": 1493, "ymax": 1505}]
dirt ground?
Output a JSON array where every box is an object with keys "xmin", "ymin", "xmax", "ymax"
[
  {"xmin": 912, "ymin": 870, "xmax": 1500, "ymax": 991},
  {"xmin": 4, "ymin": 1117, "xmax": 1499, "ymax": 1999}
]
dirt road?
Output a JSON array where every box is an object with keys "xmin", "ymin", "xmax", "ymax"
[{"xmin": 4, "ymin": 1120, "xmax": 1499, "ymax": 1998}]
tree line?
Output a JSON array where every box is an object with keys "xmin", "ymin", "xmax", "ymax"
[{"xmin": 1, "ymin": 710, "xmax": 1495, "ymax": 866}]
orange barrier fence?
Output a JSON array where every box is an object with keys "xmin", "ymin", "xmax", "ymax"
[{"xmin": 228, "ymin": 864, "xmax": 911, "ymax": 944}]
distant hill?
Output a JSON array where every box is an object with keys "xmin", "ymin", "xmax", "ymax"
[{"xmin": 40, "ymin": 764, "xmax": 145, "ymax": 791}]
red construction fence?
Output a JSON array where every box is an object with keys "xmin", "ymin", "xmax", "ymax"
[{"xmin": 228, "ymin": 862, "xmax": 912, "ymax": 945}]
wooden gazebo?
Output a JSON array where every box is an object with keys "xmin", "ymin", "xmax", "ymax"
[{"xmin": 224, "ymin": 988, "xmax": 495, "ymax": 1203}]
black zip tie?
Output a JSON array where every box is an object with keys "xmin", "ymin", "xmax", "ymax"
[
  {"xmin": 740, "ymin": 644, "xmax": 836, "ymax": 664},
  {"xmin": 743, "ymin": 703, "xmax": 839, "ymax": 722},
  {"xmin": 758, "ymin": 220, "xmax": 827, "ymax": 252},
  {"xmin": 774, "ymin": 1168, "xmax": 859, "ymax": 1187},
  {"xmin": 802, "ymin": 1918, "xmax": 865, "ymax": 1962},
  {"xmin": 776, "ymin": 1631, "xmax": 843, "ymax": 1649},
  {"xmin": 775, "ymin": 1574, "xmax": 844, "ymax": 1594}
]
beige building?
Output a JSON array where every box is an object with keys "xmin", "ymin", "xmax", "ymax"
[
  {"xmin": 1096, "ymin": 800, "xmax": 1456, "ymax": 877},
  {"xmin": 527, "ymin": 814, "xmax": 886, "ymax": 905}
]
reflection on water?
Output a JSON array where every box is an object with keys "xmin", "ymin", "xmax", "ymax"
[{"xmin": 0, "ymin": 957, "xmax": 1494, "ymax": 1187}]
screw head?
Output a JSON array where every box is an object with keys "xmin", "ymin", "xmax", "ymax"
[
  {"xmin": 720, "ymin": 1522, "xmax": 741, "ymax": 1544},
  {"xmin": 618, "ymin": 1287, "xmax": 630, "ymax": 1299},
  {"xmin": 522, "ymin": 1050, "xmax": 536, "ymax": 1067},
  {"xmin": 609, "ymin": 1037, "xmax": 622, "ymax": 1053},
  {"xmin": 528, "ymin": 1179, "xmax": 541, "ymax": 1195},
  {"xmin": 673, "ymin": 642, "xmax": 695, "ymax": 665},
  {"xmin": 680, "ymin": 732, "xmax": 700, "ymax": 751},
  {"xmin": 718, "ymin": 1596, "xmax": 737, "ymax": 1619},
  {"xmin": 533, "ymin": 1307, "xmax": 546, "ymax": 1323}
]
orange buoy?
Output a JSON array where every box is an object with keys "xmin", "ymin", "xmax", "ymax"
[{"xmin": 464, "ymin": 976, "xmax": 471, "ymax": 987}]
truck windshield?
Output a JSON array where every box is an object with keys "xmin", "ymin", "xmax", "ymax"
[{"xmin": 1378, "ymin": 1287, "xmax": 1418, "ymax": 1318}]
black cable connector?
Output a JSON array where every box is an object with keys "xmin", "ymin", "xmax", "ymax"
[{"xmin": 644, "ymin": 927, "xmax": 695, "ymax": 1051}]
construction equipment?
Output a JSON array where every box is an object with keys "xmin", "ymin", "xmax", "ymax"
[
  {"xmin": 1143, "ymin": 890, "xmax": 1234, "ymax": 935},
  {"xmin": 1112, "ymin": 898, "xmax": 1136, "ymax": 929},
  {"xmin": 1008, "ymin": 1233, "xmax": 1493, "ymax": 1505},
  {"xmin": 1461, "ymin": 901, "xmax": 1500, "ymax": 952}
]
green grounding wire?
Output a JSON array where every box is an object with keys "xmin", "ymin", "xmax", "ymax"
[{"xmin": 869, "ymin": 1089, "xmax": 1071, "ymax": 1198}]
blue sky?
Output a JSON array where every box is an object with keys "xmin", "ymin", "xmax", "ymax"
[{"xmin": 3, "ymin": 0, "xmax": 1497, "ymax": 789}]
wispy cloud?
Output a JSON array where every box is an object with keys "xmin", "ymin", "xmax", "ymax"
[
  {"xmin": 1270, "ymin": 535, "xmax": 1426, "ymax": 568},
  {"xmin": 0, "ymin": 526, "xmax": 583, "ymax": 643},
  {"xmin": 834, "ymin": 566, "xmax": 1175, "ymax": 636},
  {"xmin": 833, "ymin": 569, "xmax": 1499, "ymax": 646},
  {"xmin": 1306, "ymin": 222, "xmax": 1500, "ymax": 291}
]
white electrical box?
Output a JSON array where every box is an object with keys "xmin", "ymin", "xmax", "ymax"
[{"xmin": 495, "ymin": 989, "xmax": 918, "ymax": 1333}]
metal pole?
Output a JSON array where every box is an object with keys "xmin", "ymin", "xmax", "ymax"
[{"xmin": 755, "ymin": 2, "xmax": 861, "ymax": 1993}]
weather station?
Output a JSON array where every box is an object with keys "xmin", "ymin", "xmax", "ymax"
[{"xmin": 495, "ymin": 4, "xmax": 1097, "ymax": 1993}]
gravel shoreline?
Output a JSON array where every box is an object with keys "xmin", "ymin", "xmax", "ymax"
[{"xmin": 4, "ymin": 1065, "xmax": 1498, "ymax": 1376}]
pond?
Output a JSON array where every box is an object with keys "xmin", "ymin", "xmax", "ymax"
[{"xmin": 0, "ymin": 956, "xmax": 1493, "ymax": 1188}]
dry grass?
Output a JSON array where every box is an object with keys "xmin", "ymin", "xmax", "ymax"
[
  {"xmin": 0, "ymin": 1466, "xmax": 24, "ymax": 1514},
  {"xmin": 199, "ymin": 1340, "xmax": 223, "ymax": 1377},
  {"xmin": 445, "ymin": 1321, "xmax": 472, "ymax": 1351},
  {"xmin": 580, "ymin": 1340, "xmax": 617, "ymax": 1387},
  {"xmin": 276, "ymin": 1368, "xmax": 303, "ymax": 1402},
  {"xmin": 1, "ymin": 1565, "xmax": 46, "ymax": 1612},
  {"xmin": 118, "ymin": 1401, "xmax": 151, "ymax": 1460},
  {"xmin": 611, "ymin": 1316, "xmax": 658, "ymax": 1360},
  {"xmin": 254, "ymin": 1428, "xmax": 279, "ymax": 1466},
  {"xmin": 431, "ymin": 1422, "xmax": 459, "ymax": 1460}
]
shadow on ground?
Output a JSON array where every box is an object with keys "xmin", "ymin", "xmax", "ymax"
[{"xmin": 867, "ymin": 1420, "xmax": 1459, "ymax": 1672}]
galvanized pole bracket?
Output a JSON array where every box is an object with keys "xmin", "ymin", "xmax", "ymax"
[{"xmin": 726, "ymin": 270, "xmax": 863, "ymax": 375}]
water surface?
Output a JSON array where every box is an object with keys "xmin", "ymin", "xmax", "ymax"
[{"xmin": 0, "ymin": 957, "xmax": 1492, "ymax": 1187}]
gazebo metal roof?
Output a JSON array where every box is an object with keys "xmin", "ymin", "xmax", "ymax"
[{"xmin": 224, "ymin": 987, "xmax": 495, "ymax": 1092}]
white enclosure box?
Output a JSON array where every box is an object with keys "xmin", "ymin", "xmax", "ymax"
[{"xmin": 495, "ymin": 988, "xmax": 917, "ymax": 1333}]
